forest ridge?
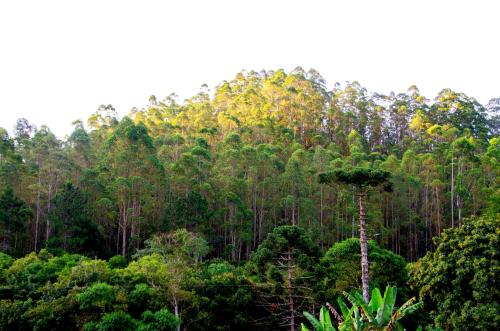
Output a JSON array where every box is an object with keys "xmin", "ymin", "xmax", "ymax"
[
  {"xmin": 2, "ymin": 67, "xmax": 498, "ymax": 259},
  {"xmin": 0, "ymin": 68, "xmax": 499, "ymax": 330}
]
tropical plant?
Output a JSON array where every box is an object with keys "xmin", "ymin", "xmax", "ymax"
[
  {"xmin": 301, "ymin": 286, "xmax": 422, "ymax": 331},
  {"xmin": 302, "ymin": 306, "xmax": 337, "ymax": 331}
]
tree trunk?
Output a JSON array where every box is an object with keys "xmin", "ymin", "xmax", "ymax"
[
  {"xmin": 424, "ymin": 183, "xmax": 429, "ymax": 250},
  {"xmin": 451, "ymin": 155, "xmax": 455, "ymax": 228},
  {"xmin": 258, "ymin": 185, "xmax": 265, "ymax": 243},
  {"xmin": 319, "ymin": 185, "xmax": 324, "ymax": 249},
  {"xmin": 34, "ymin": 176, "xmax": 41, "ymax": 252},
  {"xmin": 173, "ymin": 296, "xmax": 180, "ymax": 331},
  {"xmin": 45, "ymin": 183, "xmax": 52, "ymax": 243},
  {"xmin": 287, "ymin": 248, "xmax": 295, "ymax": 331},
  {"xmin": 351, "ymin": 192, "xmax": 356, "ymax": 238},
  {"xmin": 252, "ymin": 186, "xmax": 257, "ymax": 249},
  {"xmin": 121, "ymin": 200, "xmax": 128, "ymax": 257},
  {"xmin": 358, "ymin": 191, "xmax": 370, "ymax": 303},
  {"xmin": 458, "ymin": 200, "xmax": 462, "ymax": 229}
]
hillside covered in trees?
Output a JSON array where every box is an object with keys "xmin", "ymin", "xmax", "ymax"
[{"xmin": 0, "ymin": 68, "xmax": 499, "ymax": 330}]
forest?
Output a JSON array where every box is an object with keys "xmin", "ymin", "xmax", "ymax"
[{"xmin": 0, "ymin": 68, "xmax": 498, "ymax": 330}]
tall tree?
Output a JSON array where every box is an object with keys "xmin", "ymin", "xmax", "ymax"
[
  {"xmin": 319, "ymin": 167, "xmax": 392, "ymax": 302},
  {"xmin": 133, "ymin": 229, "xmax": 208, "ymax": 331}
]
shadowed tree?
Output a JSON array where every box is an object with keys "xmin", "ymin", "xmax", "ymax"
[
  {"xmin": 247, "ymin": 225, "xmax": 321, "ymax": 331},
  {"xmin": 48, "ymin": 182, "xmax": 105, "ymax": 257},
  {"xmin": 0, "ymin": 186, "xmax": 31, "ymax": 252},
  {"xmin": 319, "ymin": 167, "xmax": 392, "ymax": 302}
]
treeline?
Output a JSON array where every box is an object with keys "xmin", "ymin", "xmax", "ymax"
[{"xmin": 0, "ymin": 67, "xmax": 499, "ymax": 261}]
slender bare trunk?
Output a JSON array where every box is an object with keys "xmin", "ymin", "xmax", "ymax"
[
  {"xmin": 258, "ymin": 186, "xmax": 265, "ymax": 243},
  {"xmin": 359, "ymin": 191, "xmax": 370, "ymax": 303},
  {"xmin": 34, "ymin": 175, "xmax": 41, "ymax": 252},
  {"xmin": 121, "ymin": 200, "xmax": 128, "ymax": 257},
  {"xmin": 319, "ymin": 185, "xmax": 324, "ymax": 248},
  {"xmin": 451, "ymin": 155, "xmax": 454, "ymax": 228},
  {"xmin": 45, "ymin": 183, "xmax": 52, "ymax": 243},
  {"xmin": 458, "ymin": 159, "xmax": 463, "ymax": 228},
  {"xmin": 252, "ymin": 186, "xmax": 257, "ymax": 249},
  {"xmin": 436, "ymin": 186, "xmax": 441, "ymax": 236},
  {"xmin": 458, "ymin": 201, "xmax": 462, "ymax": 229},
  {"xmin": 287, "ymin": 248, "xmax": 295, "ymax": 331},
  {"xmin": 173, "ymin": 296, "xmax": 180, "ymax": 331},
  {"xmin": 352, "ymin": 192, "xmax": 355, "ymax": 238},
  {"xmin": 424, "ymin": 183, "xmax": 429, "ymax": 250}
]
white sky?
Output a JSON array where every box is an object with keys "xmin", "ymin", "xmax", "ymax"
[{"xmin": 0, "ymin": 0, "xmax": 499, "ymax": 138}]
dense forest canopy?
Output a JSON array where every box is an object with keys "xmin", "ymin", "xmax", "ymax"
[
  {"xmin": 1, "ymin": 68, "xmax": 498, "ymax": 259},
  {"xmin": 0, "ymin": 68, "xmax": 499, "ymax": 330}
]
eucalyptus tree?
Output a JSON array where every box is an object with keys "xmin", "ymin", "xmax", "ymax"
[
  {"xmin": 28, "ymin": 126, "xmax": 69, "ymax": 250},
  {"xmin": 132, "ymin": 229, "xmax": 208, "ymax": 331},
  {"xmin": 104, "ymin": 117, "xmax": 162, "ymax": 256},
  {"xmin": 430, "ymin": 89, "xmax": 490, "ymax": 140}
]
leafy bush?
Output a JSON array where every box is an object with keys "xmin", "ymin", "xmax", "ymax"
[
  {"xmin": 410, "ymin": 215, "xmax": 500, "ymax": 330},
  {"xmin": 138, "ymin": 309, "xmax": 179, "ymax": 331},
  {"xmin": 77, "ymin": 282, "xmax": 116, "ymax": 312},
  {"xmin": 108, "ymin": 255, "xmax": 127, "ymax": 269},
  {"xmin": 85, "ymin": 311, "xmax": 138, "ymax": 331},
  {"xmin": 318, "ymin": 239, "xmax": 409, "ymax": 303}
]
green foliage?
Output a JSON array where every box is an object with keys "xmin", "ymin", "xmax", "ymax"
[
  {"xmin": 0, "ymin": 252, "xmax": 13, "ymax": 273},
  {"xmin": 192, "ymin": 261, "xmax": 255, "ymax": 330},
  {"xmin": 77, "ymin": 282, "xmax": 116, "ymax": 312},
  {"xmin": 0, "ymin": 69, "xmax": 498, "ymax": 329},
  {"xmin": 85, "ymin": 311, "xmax": 138, "ymax": 331},
  {"xmin": 340, "ymin": 286, "xmax": 422, "ymax": 330},
  {"xmin": 0, "ymin": 186, "xmax": 31, "ymax": 254},
  {"xmin": 137, "ymin": 228, "xmax": 209, "ymax": 263},
  {"xmin": 1, "ymin": 69, "xmax": 498, "ymax": 266},
  {"xmin": 108, "ymin": 255, "xmax": 127, "ymax": 269},
  {"xmin": 319, "ymin": 167, "xmax": 391, "ymax": 190},
  {"xmin": 162, "ymin": 190, "xmax": 210, "ymax": 230},
  {"xmin": 248, "ymin": 225, "xmax": 322, "ymax": 328},
  {"xmin": 409, "ymin": 214, "xmax": 500, "ymax": 330},
  {"xmin": 318, "ymin": 239, "xmax": 409, "ymax": 303},
  {"xmin": 2, "ymin": 250, "xmax": 82, "ymax": 299},
  {"xmin": 302, "ymin": 306, "xmax": 336, "ymax": 331},
  {"xmin": 48, "ymin": 182, "xmax": 105, "ymax": 257},
  {"xmin": 302, "ymin": 286, "xmax": 422, "ymax": 331},
  {"xmin": 0, "ymin": 299, "xmax": 31, "ymax": 330},
  {"xmin": 249, "ymin": 225, "xmax": 321, "ymax": 274},
  {"xmin": 138, "ymin": 309, "xmax": 179, "ymax": 331},
  {"xmin": 132, "ymin": 229, "xmax": 209, "ymax": 330},
  {"xmin": 127, "ymin": 284, "xmax": 153, "ymax": 316}
]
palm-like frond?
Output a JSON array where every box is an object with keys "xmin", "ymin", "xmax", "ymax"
[
  {"xmin": 304, "ymin": 286, "xmax": 422, "ymax": 331},
  {"xmin": 302, "ymin": 307, "xmax": 337, "ymax": 331},
  {"xmin": 303, "ymin": 311, "xmax": 324, "ymax": 331}
]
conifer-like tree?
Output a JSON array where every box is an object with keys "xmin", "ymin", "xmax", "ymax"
[{"xmin": 319, "ymin": 167, "xmax": 392, "ymax": 302}]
